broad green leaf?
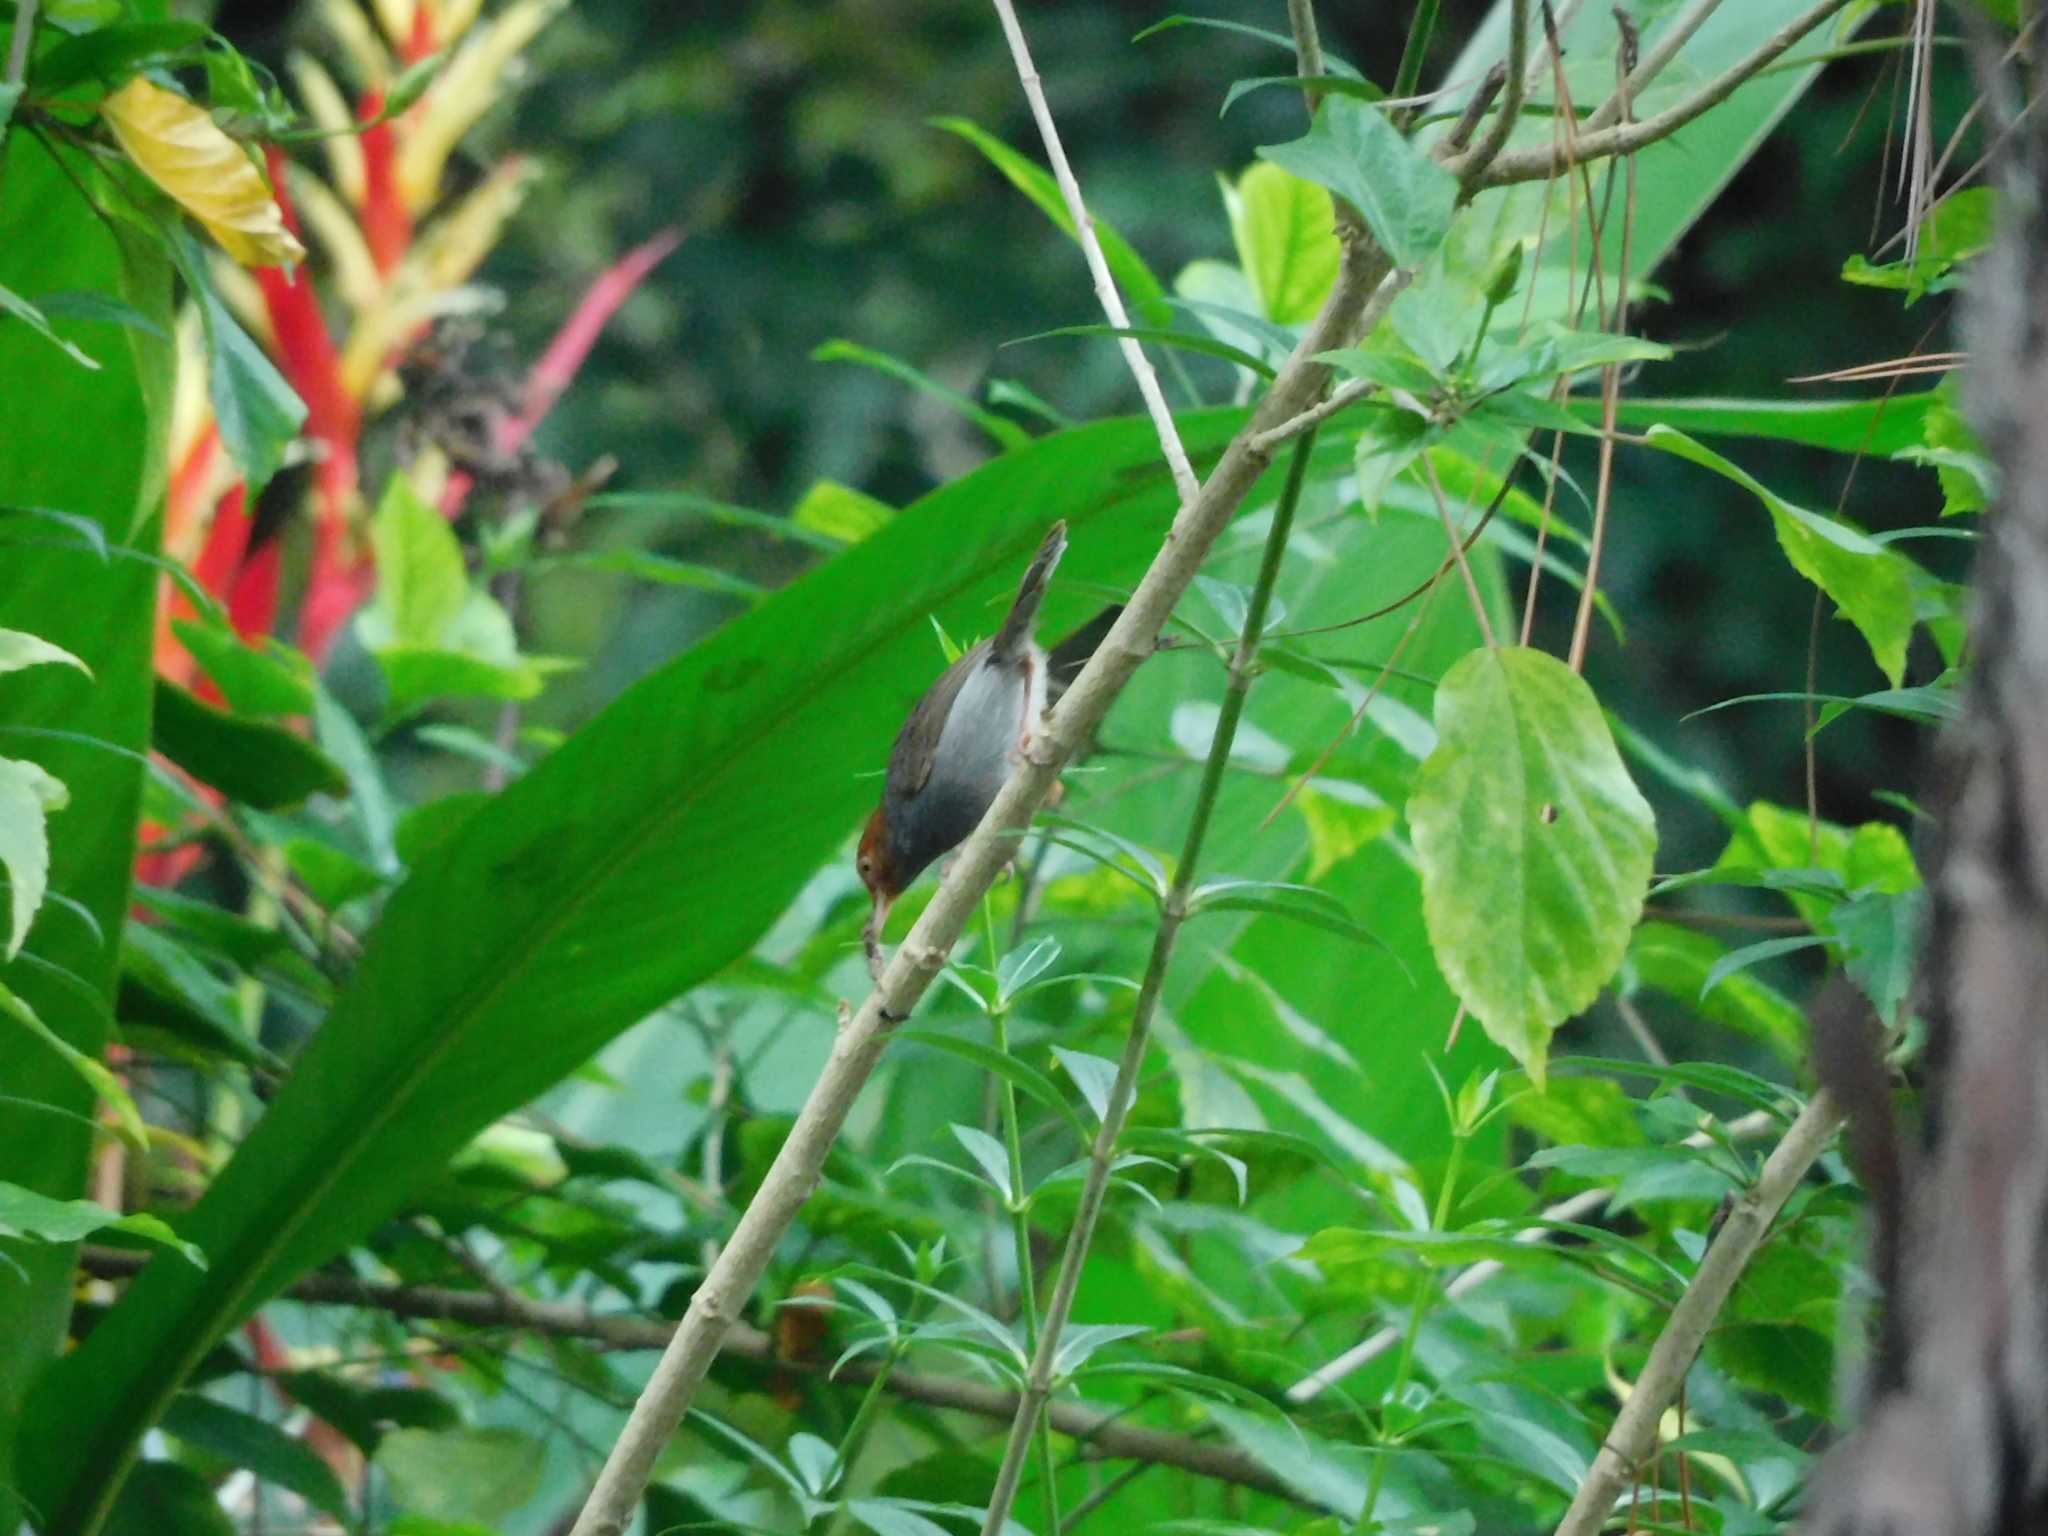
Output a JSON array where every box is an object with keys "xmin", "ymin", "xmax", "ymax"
[
  {"xmin": 1714, "ymin": 800, "xmax": 1919, "ymax": 929},
  {"xmin": 930, "ymin": 117, "xmax": 1172, "ymax": 328},
  {"xmin": 119, "ymin": 925, "xmax": 285, "ymax": 1074},
  {"xmin": 0, "ymin": 628, "xmax": 92, "ymax": 678},
  {"xmin": 1257, "ymin": 97, "xmax": 1458, "ymax": 268},
  {"xmin": 1700, "ymin": 934, "xmax": 1833, "ymax": 999},
  {"xmin": 0, "ymin": 755, "xmax": 66, "ymax": 958},
  {"xmin": 166, "ymin": 232, "xmax": 304, "ymax": 497},
  {"xmin": 1408, "ymin": 647, "xmax": 1657, "ymax": 1084},
  {"xmin": 0, "ymin": 131, "xmax": 173, "ymax": 1524},
  {"xmin": 364, "ymin": 476, "xmax": 468, "ymax": 650},
  {"xmin": 1223, "ymin": 162, "xmax": 1340, "ymax": 325},
  {"xmin": 0, "ymin": 1181, "xmax": 202, "ymax": 1266},
  {"xmin": 170, "ymin": 620, "xmax": 313, "ymax": 716},
  {"xmin": 33, "ymin": 20, "xmax": 217, "ymax": 97},
  {"xmin": 1581, "ymin": 391, "xmax": 1933, "ymax": 456},
  {"xmin": 1646, "ymin": 427, "xmax": 1915, "ymax": 686},
  {"xmin": 375, "ymin": 1427, "xmax": 544, "ymax": 1524},
  {"xmin": 151, "ymin": 680, "xmax": 347, "ymax": 810},
  {"xmin": 160, "ymin": 1393, "xmax": 348, "ymax": 1517},
  {"xmin": 20, "ymin": 406, "xmax": 1308, "ymax": 1527}
]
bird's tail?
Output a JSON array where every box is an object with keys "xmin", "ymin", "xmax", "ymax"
[{"xmin": 990, "ymin": 520, "xmax": 1068, "ymax": 662}]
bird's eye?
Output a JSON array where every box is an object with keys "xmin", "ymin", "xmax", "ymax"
[{"xmin": 857, "ymin": 855, "xmax": 871, "ymax": 876}]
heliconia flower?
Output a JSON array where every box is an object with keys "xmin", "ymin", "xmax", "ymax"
[
  {"xmin": 286, "ymin": 53, "xmax": 368, "ymax": 207},
  {"xmin": 100, "ymin": 78, "xmax": 308, "ymax": 270},
  {"xmin": 396, "ymin": 0, "xmax": 561, "ymax": 211}
]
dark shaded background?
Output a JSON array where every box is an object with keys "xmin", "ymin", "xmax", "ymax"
[{"xmin": 221, "ymin": 0, "xmax": 1973, "ymax": 881}]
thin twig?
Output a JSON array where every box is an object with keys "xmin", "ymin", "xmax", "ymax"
[
  {"xmin": 1421, "ymin": 454, "xmax": 1499, "ymax": 649},
  {"xmin": 1549, "ymin": 1092, "xmax": 1841, "ymax": 1536},
  {"xmin": 1460, "ymin": 0, "xmax": 1855, "ymax": 187},
  {"xmin": 1567, "ymin": 25, "xmax": 1639, "ymax": 674},
  {"xmin": 987, "ymin": 0, "xmax": 1199, "ymax": 506}
]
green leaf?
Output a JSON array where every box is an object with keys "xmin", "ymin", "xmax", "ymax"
[
  {"xmin": 1223, "ymin": 162, "xmax": 1340, "ymax": 325},
  {"xmin": 159, "ymin": 1392, "xmax": 349, "ymax": 1517},
  {"xmin": 1699, "ymin": 934, "xmax": 1833, "ymax": 999},
  {"xmin": 0, "ymin": 130, "xmax": 175, "ymax": 1501},
  {"xmin": 792, "ymin": 477, "xmax": 896, "ymax": 545},
  {"xmin": 1011, "ymin": 323, "xmax": 1275, "ymax": 380},
  {"xmin": 1408, "ymin": 646, "xmax": 1657, "ymax": 1084},
  {"xmin": 0, "ymin": 628, "xmax": 92, "ymax": 679},
  {"xmin": 151, "ymin": 680, "xmax": 347, "ymax": 810},
  {"xmin": 0, "ymin": 1181, "xmax": 202, "ymax": 1266},
  {"xmin": 1581, "ymin": 392, "xmax": 1939, "ymax": 456},
  {"xmin": 119, "ymin": 924, "xmax": 285, "ymax": 1074},
  {"xmin": 170, "ymin": 620, "xmax": 313, "ymax": 716},
  {"xmin": 20, "ymin": 407, "xmax": 1281, "ymax": 1526},
  {"xmin": 1828, "ymin": 889, "xmax": 1924, "ymax": 1023},
  {"xmin": 375, "ymin": 1427, "xmax": 544, "ymax": 1524},
  {"xmin": 1625, "ymin": 922, "xmax": 1807, "ymax": 1063},
  {"xmin": 33, "ymin": 20, "xmax": 217, "ymax": 97},
  {"xmin": 0, "ymin": 979, "xmax": 148, "ymax": 1151},
  {"xmin": 930, "ymin": 117, "xmax": 1172, "ymax": 327},
  {"xmin": 166, "ymin": 232, "xmax": 304, "ymax": 497},
  {"xmin": 812, "ymin": 338, "xmax": 1029, "ymax": 450},
  {"xmin": 0, "ymin": 754, "xmax": 66, "ymax": 958},
  {"xmin": 1258, "ymin": 97, "xmax": 1459, "ymax": 268},
  {"xmin": 0, "ymin": 282, "xmax": 100, "ymax": 371},
  {"xmin": 103, "ymin": 1460, "xmax": 235, "ymax": 1536},
  {"xmin": 1219, "ymin": 73, "xmax": 1384, "ymax": 117},
  {"xmin": 1646, "ymin": 427, "xmax": 1915, "ymax": 686},
  {"xmin": 364, "ymin": 476, "xmax": 468, "ymax": 650}
]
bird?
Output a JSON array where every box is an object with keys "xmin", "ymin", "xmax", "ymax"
[{"xmin": 858, "ymin": 521, "xmax": 1076, "ymax": 979}]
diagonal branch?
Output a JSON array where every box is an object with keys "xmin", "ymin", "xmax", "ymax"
[
  {"xmin": 988, "ymin": 0, "xmax": 1199, "ymax": 505},
  {"xmin": 1550, "ymin": 1090, "xmax": 1841, "ymax": 1536},
  {"xmin": 563, "ymin": 174, "xmax": 1398, "ymax": 1536},
  {"xmin": 1454, "ymin": 0, "xmax": 1854, "ymax": 188}
]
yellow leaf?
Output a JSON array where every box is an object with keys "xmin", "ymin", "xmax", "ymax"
[{"xmin": 101, "ymin": 78, "xmax": 307, "ymax": 269}]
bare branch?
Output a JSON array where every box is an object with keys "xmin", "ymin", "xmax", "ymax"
[
  {"xmin": 72, "ymin": 1248, "xmax": 1308, "ymax": 1505},
  {"xmin": 988, "ymin": 0, "xmax": 1200, "ymax": 506},
  {"xmin": 1550, "ymin": 1091, "xmax": 1841, "ymax": 1536},
  {"xmin": 1458, "ymin": 0, "xmax": 1853, "ymax": 188},
  {"xmin": 1458, "ymin": 0, "xmax": 1531, "ymax": 185},
  {"xmin": 1582, "ymin": 0, "xmax": 1727, "ymax": 133}
]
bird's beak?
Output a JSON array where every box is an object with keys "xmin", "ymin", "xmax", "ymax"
[{"xmin": 863, "ymin": 890, "xmax": 894, "ymax": 981}]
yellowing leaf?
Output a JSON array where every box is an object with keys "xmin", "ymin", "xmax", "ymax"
[{"xmin": 100, "ymin": 78, "xmax": 306, "ymax": 269}]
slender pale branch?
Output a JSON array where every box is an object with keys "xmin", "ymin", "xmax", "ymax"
[
  {"xmin": 4, "ymin": 0, "xmax": 37, "ymax": 93},
  {"xmin": 1284, "ymin": 1107, "xmax": 1777, "ymax": 1402},
  {"xmin": 988, "ymin": 0, "xmax": 1199, "ymax": 506},
  {"xmin": 1550, "ymin": 1091, "xmax": 1842, "ymax": 1536},
  {"xmin": 1456, "ymin": 0, "xmax": 1853, "ymax": 187},
  {"xmin": 564, "ymin": 215, "xmax": 1392, "ymax": 1536},
  {"xmin": 978, "ymin": 430, "xmax": 1323, "ymax": 1536}
]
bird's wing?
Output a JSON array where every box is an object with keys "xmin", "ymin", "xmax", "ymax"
[{"xmin": 889, "ymin": 642, "xmax": 989, "ymax": 797}]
